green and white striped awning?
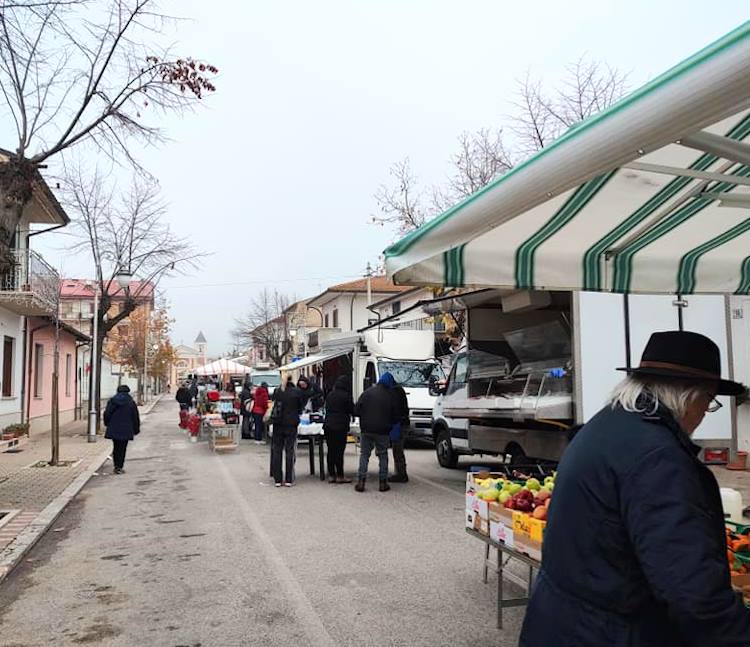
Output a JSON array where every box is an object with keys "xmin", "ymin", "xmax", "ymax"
[{"xmin": 385, "ymin": 21, "xmax": 750, "ymax": 295}]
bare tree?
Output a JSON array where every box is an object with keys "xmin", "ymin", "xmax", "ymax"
[
  {"xmin": 371, "ymin": 158, "xmax": 428, "ymax": 235},
  {"xmin": 0, "ymin": 0, "xmax": 217, "ymax": 270},
  {"xmin": 511, "ymin": 56, "xmax": 628, "ymax": 155},
  {"xmin": 234, "ymin": 289, "xmax": 293, "ymax": 368},
  {"xmin": 374, "ymin": 55, "xmax": 627, "ymax": 235},
  {"xmin": 446, "ymin": 128, "xmax": 514, "ymax": 200},
  {"xmin": 65, "ymin": 165, "xmax": 202, "ymax": 424}
]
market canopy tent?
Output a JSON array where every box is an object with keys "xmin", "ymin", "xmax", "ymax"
[
  {"xmin": 385, "ymin": 22, "xmax": 750, "ymax": 295},
  {"xmin": 193, "ymin": 358, "xmax": 252, "ymax": 376}
]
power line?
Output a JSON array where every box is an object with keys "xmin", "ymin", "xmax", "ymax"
[{"xmin": 165, "ymin": 274, "xmax": 363, "ymax": 290}]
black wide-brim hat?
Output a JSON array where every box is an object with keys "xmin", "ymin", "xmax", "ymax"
[{"xmin": 617, "ymin": 330, "xmax": 746, "ymax": 397}]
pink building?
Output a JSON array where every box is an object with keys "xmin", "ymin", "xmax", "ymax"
[{"xmin": 26, "ymin": 317, "xmax": 90, "ymax": 433}]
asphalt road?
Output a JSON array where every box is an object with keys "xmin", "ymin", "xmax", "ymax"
[{"xmin": 0, "ymin": 400, "xmax": 527, "ymax": 646}]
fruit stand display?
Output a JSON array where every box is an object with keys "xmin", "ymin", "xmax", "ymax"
[
  {"xmin": 727, "ymin": 522, "xmax": 750, "ymax": 607},
  {"xmin": 465, "ymin": 469, "xmax": 556, "ymax": 629}
]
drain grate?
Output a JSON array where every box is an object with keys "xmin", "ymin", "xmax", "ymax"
[{"xmin": 29, "ymin": 459, "xmax": 81, "ymax": 469}]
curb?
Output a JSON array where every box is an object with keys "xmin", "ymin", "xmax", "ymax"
[
  {"xmin": 140, "ymin": 393, "xmax": 164, "ymax": 417},
  {"xmin": 0, "ymin": 444, "xmax": 112, "ymax": 585}
]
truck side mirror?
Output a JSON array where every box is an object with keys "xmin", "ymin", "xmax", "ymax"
[{"xmin": 429, "ymin": 380, "xmax": 447, "ymax": 396}]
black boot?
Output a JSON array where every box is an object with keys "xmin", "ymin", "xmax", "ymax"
[
  {"xmin": 379, "ymin": 479, "xmax": 391, "ymax": 492},
  {"xmin": 355, "ymin": 479, "xmax": 366, "ymax": 492},
  {"xmin": 388, "ymin": 473, "xmax": 409, "ymax": 483}
]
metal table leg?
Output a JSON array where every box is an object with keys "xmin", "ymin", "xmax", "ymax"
[
  {"xmin": 308, "ymin": 437, "xmax": 315, "ymax": 475},
  {"xmin": 318, "ymin": 436, "xmax": 326, "ymax": 481},
  {"xmin": 497, "ymin": 546, "xmax": 503, "ymax": 629},
  {"xmin": 483, "ymin": 542, "xmax": 490, "ymax": 584}
]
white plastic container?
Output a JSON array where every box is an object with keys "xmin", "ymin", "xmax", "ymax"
[{"xmin": 720, "ymin": 487, "xmax": 744, "ymax": 524}]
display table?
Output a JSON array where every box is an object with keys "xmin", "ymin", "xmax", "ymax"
[
  {"xmin": 466, "ymin": 527, "xmax": 539, "ymax": 629},
  {"xmin": 298, "ymin": 423, "xmax": 326, "ymax": 481},
  {"xmin": 205, "ymin": 418, "xmax": 239, "ymax": 453}
]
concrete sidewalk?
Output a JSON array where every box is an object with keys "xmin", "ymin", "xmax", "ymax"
[{"xmin": 0, "ymin": 394, "xmax": 164, "ymax": 583}]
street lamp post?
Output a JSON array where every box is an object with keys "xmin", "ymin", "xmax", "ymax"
[{"xmin": 87, "ymin": 271, "xmax": 132, "ymax": 443}]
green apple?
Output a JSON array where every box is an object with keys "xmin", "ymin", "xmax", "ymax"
[
  {"xmin": 526, "ymin": 477, "xmax": 541, "ymax": 491},
  {"xmin": 498, "ymin": 491, "xmax": 511, "ymax": 504},
  {"xmin": 508, "ymin": 483, "xmax": 523, "ymax": 495}
]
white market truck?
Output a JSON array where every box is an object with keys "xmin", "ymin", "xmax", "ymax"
[
  {"xmin": 280, "ymin": 329, "xmax": 445, "ymax": 440},
  {"xmin": 430, "ymin": 289, "xmax": 750, "ymax": 468}
]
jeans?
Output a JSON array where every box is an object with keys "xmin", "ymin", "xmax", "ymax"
[
  {"xmin": 325, "ymin": 427, "xmax": 348, "ymax": 478},
  {"xmin": 112, "ymin": 439, "xmax": 128, "ymax": 469},
  {"xmin": 252, "ymin": 413, "xmax": 265, "ymax": 441},
  {"xmin": 358, "ymin": 433, "xmax": 389, "ymax": 481},
  {"xmin": 271, "ymin": 425, "xmax": 297, "ymax": 484}
]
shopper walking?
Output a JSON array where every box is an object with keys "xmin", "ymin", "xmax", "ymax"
[
  {"xmin": 252, "ymin": 381, "xmax": 270, "ymax": 444},
  {"xmin": 175, "ymin": 381, "xmax": 192, "ymax": 428},
  {"xmin": 388, "ymin": 382, "xmax": 410, "ymax": 483},
  {"xmin": 271, "ymin": 378, "xmax": 304, "ymax": 487},
  {"xmin": 520, "ymin": 331, "xmax": 750, "ymax": 646},
  {"xmin": 103, "ymin": 384, "xmax": 140, "ymax": 475},
  {"xmin": 323, "ymin": 376, "xmax": 354, "ymax": 483},
  {"xmin": 354, "ymin": 372, "xmax": 397, "ymax": 492}
]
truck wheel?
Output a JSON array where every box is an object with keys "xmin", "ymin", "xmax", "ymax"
[{"xmin": 436, "ymin": 429, "xmax": 459, "ymax": 469}]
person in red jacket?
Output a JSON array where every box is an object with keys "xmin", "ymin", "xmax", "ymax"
[{"xmin": 251, "ymin": 382, "xmax": 270, "ymax": 444}]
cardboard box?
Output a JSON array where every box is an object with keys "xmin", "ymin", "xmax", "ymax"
[
  {"xmin": 465, "ymin": 472, "xmax": 505, "ymax": 536},
  {"xmin": 487, "ymin": 503, "xmax": 543, "ymax": 561},
  {"xmin": 528, "ymin": 517, "xmax": 547, "ymax": 543}
]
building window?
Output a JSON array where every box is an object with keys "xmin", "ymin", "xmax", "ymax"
[
  {"xmin": 324, "ymin": 314, "xmax": 330, "ymax": 328},
  {"xmin": 392, "ymin": 300, "xmax": 401, "ymax": 315},
  {"xmin": 65, "ymin": 353, "xmax": 72, "ymax": 397},
  {"xmin": 2, "ymin": 336, "xmax": 13, "ymax": 397},
  {"xmin": 33, "ymin": 343, "xmax": 43, "ymax": 398},
  {"xmin": 332, "ymin": 309, "xmax": 339, "ymax": 328}
]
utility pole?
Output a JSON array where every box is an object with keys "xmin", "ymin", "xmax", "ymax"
[
  {"xmin": 50, "ymin": 292, "xmax": 61, "ymax": 464},
  {"xmin": 87, "ymin": 287, "xmax": 99, "ymax": 443},
  {"xmin": 366, "ymin": 262, "xmax": 373, "ymax": 306}
]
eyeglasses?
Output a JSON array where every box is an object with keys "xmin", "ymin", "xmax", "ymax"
[{"xmin": 707, "ymin": 398, "xmax": 723, "ymax": 413}]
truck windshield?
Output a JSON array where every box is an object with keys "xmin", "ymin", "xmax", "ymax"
[
  {"xmin": 378, "ymin": 361, "xmax": 444, "ymax": 388},
  {"xmin": 252, "ymin": 374, "xmax": 281, "ymax": 387}
]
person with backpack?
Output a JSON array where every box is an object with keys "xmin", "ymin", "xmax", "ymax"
[
  {"xmin": 103, "ymin": 385, "xmax": 141, "ymax": 474},
  {"xmin": 354, "ymin": 372, "xmax": 398, "ymax": 492},
  {"xmin": 251, "ymin": 382, "xmax": 270, "ymax": 444},
  {"xmin": 270, "ymin": 378, "xmax": 304, "ymax": 487},
  {"xmin": 323, "ymin": 375, "xmax": 354, "ymax": 483}
]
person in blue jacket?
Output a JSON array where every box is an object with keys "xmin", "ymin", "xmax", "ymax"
[
  {"xmin": 520, "ymin": 331, "xmax": 750, "ymax": 646},
  {"xmin": 103, "ymin": 384, "xmax": 140, "ymax": 475}
]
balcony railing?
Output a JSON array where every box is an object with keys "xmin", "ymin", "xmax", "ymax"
[{"xmin": 0, "ymin": 249, "xmax": 60, "ymax": 315}]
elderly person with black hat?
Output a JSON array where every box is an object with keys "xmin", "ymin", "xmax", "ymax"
[{"xmin": 520, "ymin": 331, "xmax": 750, "ymax": 646}]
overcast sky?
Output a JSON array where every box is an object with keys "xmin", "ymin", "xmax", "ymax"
[{"xmin": 28, "ymin": 1, "xmax": 750, "ymax": 355}]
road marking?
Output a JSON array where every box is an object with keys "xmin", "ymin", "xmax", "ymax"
[
  {"xmin": 409, "ymin": 472, "xmax": 464, "ymax": 497},
  {"xmin": 213, "ymin": 456, "xmax": 336, "ymax": 647}
]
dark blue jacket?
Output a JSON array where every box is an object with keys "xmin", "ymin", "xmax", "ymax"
[
  {"xmin": 520, "ymin": 404, "xmax": 750, "ymax": 647},
  {"xmin": 103, "ymin": 392, "xmax": 141, "ymax": 441}
]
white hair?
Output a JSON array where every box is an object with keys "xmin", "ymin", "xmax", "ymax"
[{"xmin": 610, "ymin": 375, "xmax": 710, "ymax": 420}]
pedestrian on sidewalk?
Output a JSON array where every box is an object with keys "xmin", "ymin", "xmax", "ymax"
[
  {"xmin": 389, "ymin": 381, "xmax": 410, "ymax": 483},
  {"xmin": 323, "ymin": 375, "xmax": 354, "ymax": 484},
  {"xmin": 252, "ymin": 381, "xmax": 270, "ymax": 444},
  {"xmin": 354, "ymin": 372, "xmax": 397, "ymax": 492},
  {"xmin": 103, "ymin": 384, "xmax": 140, "ymax": 475},
  {"xmin": 175, "ymin": 382, "xmax": 192, "ymax": 429},
  {"xmin": 271, "ymin": 378, "xmax": 304, "ymax": 487}
]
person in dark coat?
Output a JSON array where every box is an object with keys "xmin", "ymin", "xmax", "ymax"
[
  {"xmin": 323, "ymin": 375, "xmax": 354, "ymax": 484},
  {"xmin": 388, "ymin": 383, "xmax": 410, "ymax": 483},
  {"xmin": 239, "ymin": 381, "xmax": 253, "ymax": 440},
  {"xmin": 297, "ymin": 375, "xmax": 324, "ymax": 412},
  {"xmin": 355, "ymin": 372, "xmax": 398, "ymax": 492},
  {"xmin": 520, "ymin": 331, "xmax": 750, "ymax": 646},
  {"xmin": 103, "ymin": 385, "xmax": 140, "ymax": 475},
  {"xmin": 188, "ymin": 380, "xmax": 198, "ymax": 404},
  {"xmin": 175, "ymin": 383, "xmax": 192, "ymax": 408},
  {"xmin": 270, "ymin": 379, "xmax": 304, "ymax": 486}
]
